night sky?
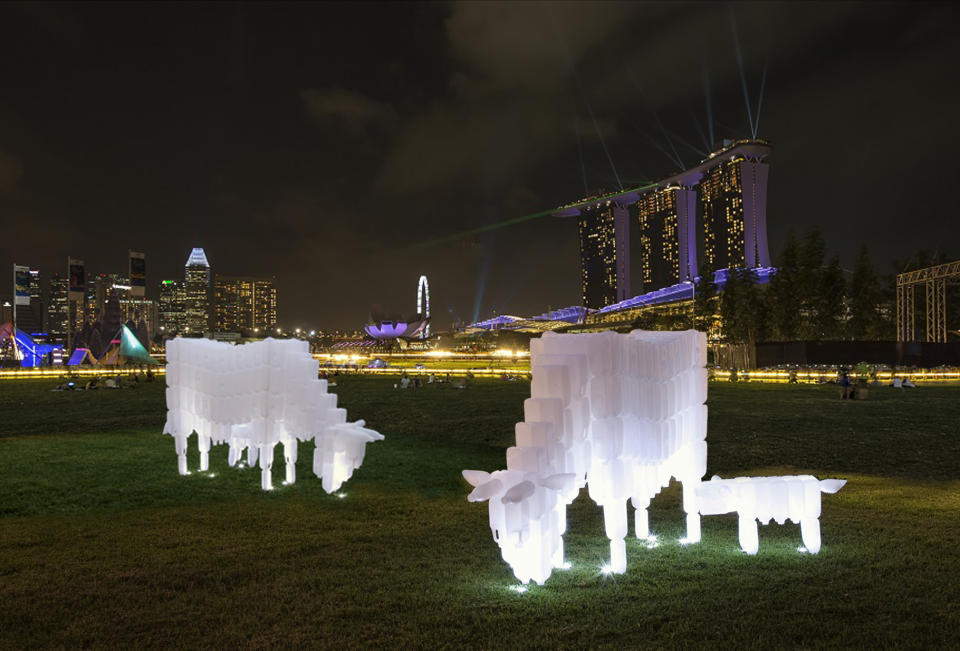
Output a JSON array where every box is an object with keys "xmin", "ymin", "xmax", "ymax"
[{"xmin": 1, "ymin": 1, "xmax": 958, "ymax": 331}]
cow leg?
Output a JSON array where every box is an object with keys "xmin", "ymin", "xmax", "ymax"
[
  {"xmin": 738, "ymin": 514, "xmax": 759, "ymax": 555},
  {"xmin": 552, "ymin": 503, "xmax": 568, "ymax": 568},
  {"xmin": 632, "ymin": 497, "xmax": 650, "ymax": 539},
  {"xmin": 551, "ymin": 536, "xmax": 566, "ymax": 569},
  {"xmin": 198, "ymin": 433, "xmax": 210, "ymax": 472},
  {"xmin": 284, "ymin": 439, "xmax": 297, "ymax": 485},
  {"xmin": 175, "ymin": 435, "xmax": 189, "ymax": 475},
  {"xmin": 603, "ymin": 501, "xmax": 628, "ymax": 574},
  {"xmin": 259, "ymin": 443, "xmax": 274, "ymax": 491},
  {"xmin": 800, "ymin": 518, "xmax": 822, "ymax": 554},
  {"xmin": 682, "ymin": 481, "xmax": 701, "ymax": 543}
]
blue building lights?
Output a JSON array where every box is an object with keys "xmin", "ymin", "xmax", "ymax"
[{"xmin": 460, "ymin": 268, "xmax": 776, "ymax": 332}]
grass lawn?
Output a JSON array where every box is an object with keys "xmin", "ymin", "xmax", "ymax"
[{"xmin": 1, "ymin": 377, "xmax": 958, "ymax": 648}]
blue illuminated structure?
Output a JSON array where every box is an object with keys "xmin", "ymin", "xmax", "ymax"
[
  {"xmin": 364, "ymin": 320, "xmax": 426, "ymax": 340},
  {"xmin": 67, "ymin": 348, "xmax": 97, "ymax": 366},
  {"xmin": 531, "ymin": 306, "xmax": 592, "ymax": 323},
  {"xmin": 597, "ymin": 267, "xmax": 776, "ymax": 314},
  {"xmin": 466, "ymin": 315, "xmax": 524, "ymax": 331},
  {"xmin": 460, "ymin": 268, "xmax": 776, "ymax": 333},
  {"xmin": 462, "ymin": 305, "xmax": 592, "ymax": 333},
  {"xmin": 1, "ymin": 324, "xmax": 61, "ymax": 367}
]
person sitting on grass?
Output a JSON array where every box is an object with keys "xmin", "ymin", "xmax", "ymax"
[
  {"xmin": 838, "ymin": 370, "xmax": 854, "ymax": 400},
  {"xmin": 903, "ymin": 377, "xmax": 917, "ymax": 388}
]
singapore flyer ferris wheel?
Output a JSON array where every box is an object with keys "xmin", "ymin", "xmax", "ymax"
[{"xmin": 417, "ymin": 275, "xmax": 430, "ymax": 338}]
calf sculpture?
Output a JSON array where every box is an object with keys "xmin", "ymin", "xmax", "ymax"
[
  {"xmin": 464, "ymin": 330, "xmax": 845, "ymax": 585},
  {"xmin": 697, "ymin": 475, "xmax": 847, "ymax": 555},
  {"xmin": 164, "ymin": 337, "xmax": 382, "ymax": 492}
]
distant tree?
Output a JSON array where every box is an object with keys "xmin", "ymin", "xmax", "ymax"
[
  {"xmin": 720, "ymin": 267, "xmax": 765, "ymax": 344},
  {"xmin": 798, "ymin": 230, "xmax": 826, "ymax": 339},
  {"xmin": 631, "ymin": 310, "xmax": 660, "ymax": 331},
  {"xmin": 817, "ymin": 257, "xmax": 847, "ymax": 339},
  {"xmin": 766, "ymin": 233, "xmax": 802, "ymax": 340},
  {"xmin": 694, "ymin": 261, "xmax": 719, "ymax": 335},
  {"xmin": 849, "ymin": 245, "xmax": 882, "ymax": 340}
]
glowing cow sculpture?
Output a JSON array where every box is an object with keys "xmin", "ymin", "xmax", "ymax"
[
  {"xmin": 464, "ymin": 330, "xmax": 845, "ymax": 585},
  {"xmin": 164, "ymin": 337, "xmax": 383, "ymax": 492},
  {"xmin": 697, "ymin": 475, "xmax": 847, "ymax": 555}
]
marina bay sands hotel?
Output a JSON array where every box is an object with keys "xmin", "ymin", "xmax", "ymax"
[{"xmin": 555, "ymin": 139, "xmax": 772, "ymax": 310}]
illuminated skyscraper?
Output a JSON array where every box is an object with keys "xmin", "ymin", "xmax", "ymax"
[
  {"xmin": 14, "ymin": 268, "xmax": 45, "ymax": 335},
  {"xmin": 214, "ymin": 276, "xmax": 277, "ymax": 334},
  {"xmin": 82, "ymin": 272, "xmax": 131, "ymax": 324},
  {"xmin": 637, "ymin": 186, "xmax": 698, "ymax": 291},
  {"xmin": 47, "ymin": 273, "xmax": 69, "ymax": 339},
  {"xmin": 564, "ymin": 198, "xmax": 630, "ymax": 310},
  {"xmin": 159, "ymin": 279, "xmax": 188, "ymax": 335},
  {"xmin": 698, "ymin": 142, "xmax": 771, "ymax": 270},
  {"xmin": 250, "ymin": 279, "xmax": 277, "ymax": 332},
  {"xmin": 184, "ymin": 248, "xmax": 211, "ymax": 335}
]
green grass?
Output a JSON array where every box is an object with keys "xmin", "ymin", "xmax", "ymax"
[{"xmin": 1, "ymin": 378, "xmax": 958, "ymax": 648}]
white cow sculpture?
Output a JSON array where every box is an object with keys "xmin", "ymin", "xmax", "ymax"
[
  {"xmin": 164, "ymin": 337, "xmax": 383, "ymax": 492},
  {"xmin": 697, "ymin": 474, "xmax": 847, "ymax": 555},
  {"xmin": 464, "ymin": 330, "xmax": 845, "ymax": 585}
]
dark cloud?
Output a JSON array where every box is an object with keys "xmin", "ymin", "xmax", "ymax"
[{"xmin": 301, "ymin": 88, "xmax": 398, "ymax": 133}]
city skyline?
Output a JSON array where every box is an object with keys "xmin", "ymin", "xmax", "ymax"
[{"xmin": 1, "ymin": 3, "xmax": 959, "ymax": 329}]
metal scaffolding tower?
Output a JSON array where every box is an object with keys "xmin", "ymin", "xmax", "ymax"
[{"xmin": 896, "ymin": 260, "xmax": 960, "ymax": 343}]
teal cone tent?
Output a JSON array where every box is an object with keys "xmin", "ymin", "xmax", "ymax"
[{"xmin": 99, "ymin": 324, "xmax": 159, "ymax": 365}]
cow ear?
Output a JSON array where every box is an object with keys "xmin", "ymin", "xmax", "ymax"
[
  {"xmin": 819, "ymin": 479, "xmax": 847, "ymax": 494},
  {"xmin": 468, "ymin": 479, "xmax": 502, "ymax": 503},
  {"xmin": 462, "ymin": 469, "xmax": 492, "ymax": 487},
  {"xmin": 540, "ymin": 473, "xmax": 575, "ymax": 491},
  {"xmin": 502, "ymin": 480, "xmax": 536, "ymax": 504}
]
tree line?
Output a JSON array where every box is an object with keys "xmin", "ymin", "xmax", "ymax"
[{"xmin": 636, "ymin": 230, "xmax": 956, "ymax": 344}]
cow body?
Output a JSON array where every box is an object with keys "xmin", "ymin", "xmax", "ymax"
[
  {"xmin": 697, "ymin": 475, "xmax": 847, "ymax": 554},
  {"xmin": 164, "ymin": 337, "xmax": 382, "ymax": 492}
]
